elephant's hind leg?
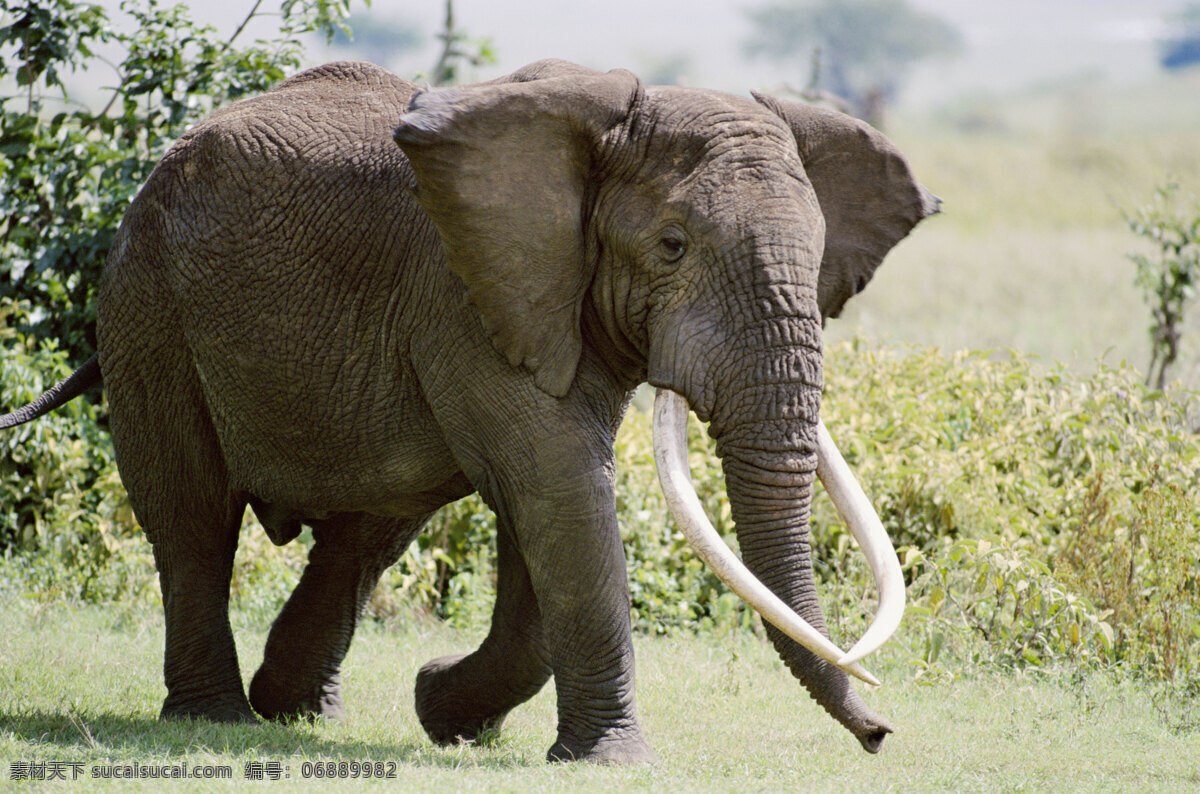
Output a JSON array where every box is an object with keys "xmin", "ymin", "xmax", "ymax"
[
  {"xmin": 107, "ymin": 363, "xmax": 252, "ymax": 722},
  {"xmin": 151, "ymin": 505, "xmax": 251, "ymax": 723},
  {"xmin": 249, "ymin": 513, "xmax": 428, "ymax": 721},
  {"xmin": 415, "ymin": 519, "xmax": 552, "ymax": 744}
]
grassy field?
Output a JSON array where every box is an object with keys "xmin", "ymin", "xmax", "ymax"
[{"xmin": 2, "ymin": 598, "xmax": 1198, "ymax": 792}]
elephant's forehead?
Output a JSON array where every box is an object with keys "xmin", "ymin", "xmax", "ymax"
[
  {"xmin": 624, "ymin": 86, "xmax": 808, "ymax": 208},
  {"xmin": 639, "ymin": 85, "xmax": 797, "ymax": 156}
]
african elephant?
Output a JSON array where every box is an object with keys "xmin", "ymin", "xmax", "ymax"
[{"xmin": 0, "ymin": 59, "xmax": 937, "ymax": 763}]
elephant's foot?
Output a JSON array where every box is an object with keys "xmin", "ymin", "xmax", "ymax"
[
  {"xmin": 416, "ymin": 653, "xmax": 653, "ymax": 763},
  {"xmin": 160, "ymin": 691, "xmax": 257, "ymax": 724},
  {"xmin": 547, "ymin": 727, "xmax": 656, "ymax": 765},
  {"xmin": 249, "ymin": 668, "xmax": 345, "ymax": 722},
  {"xmin": 414, "ymin": 654, "xmax": 519, "ymax": 745}
]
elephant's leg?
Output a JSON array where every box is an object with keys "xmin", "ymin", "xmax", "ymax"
[
  {"xmin": 143, "ymin": 499, "xmax": 249, "ymax": 722},
  {"xmin": 415, "ymin": 518, "xmax": 553, "ymax": 743},
  {"xmin": 151, "ymin": 507, "xmax": 250, "ymax": 722},
  {"xmin": 108, "ymin": 371, "xmax": 252, "ymax": 722},
  {"xmin": 530, "ymin": 484, "xmax": 652, "ymax": 767},
  {"xmin": 511, "ymin": 473, "xmax": 653, "ymax": 764},
  {"xmin": 249, "ymin": 512, "xmax": 428, "ymax": 721},
  {"xmin": 413, "ymin": 335, "xmax": 646, "ymax": 760}
]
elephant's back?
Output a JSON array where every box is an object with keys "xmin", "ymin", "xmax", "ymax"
[
  {"xmin": 102, "ymin": 57, "xmax": 437, "ymax": 336},
  {"xmin": 98, "ymin": 61, "xmax": 454, "ymax": 508},
  {"xmin": 199, "ymin": 61, "xmax": 418, "ymax": 161},
  {"xmin": 122, "ymin": 59, "xmax": 435, "ymax": 317},
  {"xmin": 171, "ymin": 61, "xmax": 420, "ymax": 195},
  {"xmin": 271, "ymin": 60, "xmax": 417, "ymax": 96}
]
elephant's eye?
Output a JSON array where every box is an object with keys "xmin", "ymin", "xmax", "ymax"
[{"xmin": 660, "ymin": 236, "xmax": 687, "ymax": 262}]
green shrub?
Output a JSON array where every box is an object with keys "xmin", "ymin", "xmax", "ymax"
[
  {"xmin": 1124, "ymin": 183, "xmax": 1199, "ymax": 390},
  {"xmin": 0, "ymin": 299, "xmax": 147, "ymax": 601},
  {"xmin": 900, "ymin": 539, "xmax": 1116, "ymax": 681},
  {"xmin": 814, "ymin": 341, "xmax": 1199, "ymax": 680},
  {"xmin": 1056, "ymin": 475, "xmax": 1198, "ymax": 679},
  {"xmin": 0, "ymin": 0, "xmax": 357, "ymax": 362},
  {"xmin": 370, "ymin": 496, "xmax": 499, "ymax": 628}
]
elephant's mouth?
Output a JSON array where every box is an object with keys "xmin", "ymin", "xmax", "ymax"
[{"xmin": 650, "ymin": 388, "xmax": 905, "ymax": 683}]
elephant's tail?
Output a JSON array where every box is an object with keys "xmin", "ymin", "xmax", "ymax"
[{"xmin": 0, "ymin": 354, "xmax": 102, "ymax": 429}]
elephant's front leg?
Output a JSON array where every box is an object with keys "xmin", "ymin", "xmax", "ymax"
[
  {"xmin": 414, "ymin": 518, "xmax": 553, "ymax": 743},
  {"xmin": 511, "ymin": 470, "xmax": 653, "ymax": 763},
  {"xmin": 249, "ymin": 513, "xmax": 428, "ymax": 720},
  {"xmin": 415, "ymin": 465, "xmax": 651, "ymax": 763}
]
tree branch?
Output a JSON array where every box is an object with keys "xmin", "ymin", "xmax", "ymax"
[{"xmin": 224, "ymin": 0, "xmax": 266, "ymax": 53}]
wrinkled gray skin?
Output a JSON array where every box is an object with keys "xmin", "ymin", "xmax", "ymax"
[{"xmin": 77, "ymin": 60, "xmax": 937, "ymax": 763}]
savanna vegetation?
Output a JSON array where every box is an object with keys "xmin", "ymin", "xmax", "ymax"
[{"xmin": 1, "ymin": 0, "xmax": 1198, "ymax": 789}]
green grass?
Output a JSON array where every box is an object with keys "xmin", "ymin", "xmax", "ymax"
[{"xmin": 2, "ymin": 598, "xmax": 1197, "ymax": 792}]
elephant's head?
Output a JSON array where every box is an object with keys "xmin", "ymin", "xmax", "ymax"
[{"xmin": 394, "ymin": 60, "xmax": 937, "ymax": 752}]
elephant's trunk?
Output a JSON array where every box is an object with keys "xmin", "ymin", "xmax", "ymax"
[
  {"xmin": 719, "ymin": 419, "xmax": 893, "ymax": 753},
  {"xmin": 652, "ymin": 391, "xmax": 880, "ymax": 685},
  {"xmin": 652, "ymin": 382, "xmax": 900, "ymax": 752}
]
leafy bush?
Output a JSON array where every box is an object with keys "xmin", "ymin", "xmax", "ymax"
[
  {"xmin": 1055, "ymin": 475, "xmax": 1197, "ymax": 679},
  {"xmin": 814, "ymin": 341, "xmax": 1199, "ymax": 681},
  {"xmin": 370, "ymin": 496, "xmax": 498, "ymax": 628},
  {"xmin": 0, "ymin": 0, "xmax": 356, "ymax": 362},
  {"xmin": 0, "ymin": 299, "xmax": 147, "ymax": 601}
]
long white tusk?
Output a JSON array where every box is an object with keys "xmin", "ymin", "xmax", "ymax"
[
  {"xmin": 651, "ymin": 389, "xmax": 880, "ymax": 687},
  {"xmin": 815, "ymin": 420, "xmax": 906, "ymax": 666}
]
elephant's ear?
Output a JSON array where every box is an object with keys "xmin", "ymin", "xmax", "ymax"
[
  {"xmin": 394, "ymin": 70, "xmax": 640, "ymax": 397},
  {"xmin": 752, "ymin": 93, "xmax": 941, "ymax": 320}
]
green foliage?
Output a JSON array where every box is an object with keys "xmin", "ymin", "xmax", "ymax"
[
  {"xmin": 371, "ymin": 496, "xmax": 498, "ymax": 629},
  {"xmin": 0, "ymin": 0, "xmax": 359, "ymax": 363},
  {"xmin": 1124, "ymin": 183, "xmax": 1199, "ymax": 389},
  {"xmin": 1056, "ymin": 475, "xmax": 1198, "ymax": 680},
  {"xmin": 0, "ymin": 0, "xmax": 106, "ymax": 101},
  {"xmin": 901, "ymin": 540, "xmax": 1116, "ymax": 682},
  {"xmin": 815, "ymin": 341, "xmax": 1199, "ymax": 681},
  {"xmin": 0, "ymin": 299, "xmax": 147, "ymax": 600}
]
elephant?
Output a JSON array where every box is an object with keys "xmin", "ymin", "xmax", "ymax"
[{"xmin": 0, "ymin": 59, "xmax": 938, "ymax": 763}]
